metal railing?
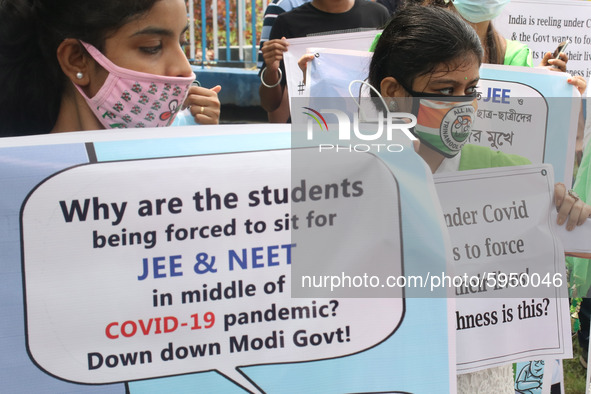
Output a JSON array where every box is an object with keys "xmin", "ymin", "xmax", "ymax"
[{"xmin": 187, "ymin": 0, "xmax": 265, "ymax": 68}]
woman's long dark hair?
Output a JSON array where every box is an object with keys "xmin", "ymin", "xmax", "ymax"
[
  {"xmin": 368, "ymin": 5, "xmax": 483, "ymax": 94},
  {"xmin": 0, "ymin": 0, "xmax": 160, "ymax": 136}
]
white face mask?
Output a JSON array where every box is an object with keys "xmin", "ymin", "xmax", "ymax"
[
  {"xmin": 75, "ymin": 41, "xmax": 195, "ymax": 129},
  {"xmin": 445, "ymin": 0, "xmax": 511, "ymax": 23}
]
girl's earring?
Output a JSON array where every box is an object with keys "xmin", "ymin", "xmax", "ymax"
[
  {"xmin": 388, "ymin": 100, "xmax": 398, "ymax": 112},
  {"xmin": 76, "ymin": 72, "xmax": 84, "ymax": 80}
]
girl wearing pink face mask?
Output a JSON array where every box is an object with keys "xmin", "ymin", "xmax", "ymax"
[{"xmin": 0, "ymin": 0, "xmax": 221, "ymax": 136}]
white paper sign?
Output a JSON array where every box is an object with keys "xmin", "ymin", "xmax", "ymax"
[
  {"xmin": 434, "ymin": 165, "xmax": 571, "ymax": 372},
  {"xmin": 283, "ymin": 30, "xmax": 379, "ymax": 108},
  {"xmin": 471, "ymin": 79, "xmax": 546, "ymax": 163},
  {"xmin": 495, "ymin": 0, "xmax": 591, "ymax": 77},
  {"xmin": 21, "ymin": 149, "xmax": 403, "ymax": 391}
]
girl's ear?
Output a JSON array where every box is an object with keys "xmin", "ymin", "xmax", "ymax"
[
  {"xmin": 380, "ymin": 76, "xmax": 408, "ymax": 98},
  {"xmin": 56, "ymin": 38, "xmax": 91, "ymax": 86}
]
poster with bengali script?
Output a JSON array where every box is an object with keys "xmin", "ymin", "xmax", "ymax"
[
  {"xmin": 478, "ymin": 65, "xmax": 579, "ymax": 186},
  {"xmin": 301, "ymin": 49, "xmax": 579, "ymax": 185}
]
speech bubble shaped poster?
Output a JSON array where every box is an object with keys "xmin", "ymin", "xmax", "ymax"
[
  {"xmin": 21, "ymin": 149, "xmax": 404, "ymax": 385},
  {"xmin": 0, "ymin": 125, "xmax": 453, "ymax": 393}
]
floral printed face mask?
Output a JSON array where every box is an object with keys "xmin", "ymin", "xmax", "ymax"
[{"xmin": 74, "ymin": 41, "xmax": 195, "ymax": 129}]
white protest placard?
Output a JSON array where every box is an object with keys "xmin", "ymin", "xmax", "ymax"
[
  {"xmin": 1, "ymin": 125, "xmax": 454, "ymax": 393},
  {"xmin": 478, "ymin": 64, "xmax": 580, "ymax": 185},
  {"xmin": 282, "ymin": 30, "xmax": 379, "ymax": 108},
  {"xmin": 554, "ymin": 213, "xmax": 591, "ymax": 256},
  {"xmin": 22, "ymin": 149, "xmax": 402, "ymax": 389},
  {"xmin": 472, "ymin": 77, "xmax": 547, "ymax": 163},
  {"xmin": 434, "ymin": 165, "xmax": 571, "ymax": 373},
  {"xmin": 495, "ymin": 0, "xmax": 591, "ymax": 77},
  {"xmin": 307, "ymin": 47, "xmax": 373, "ymax": 100}
]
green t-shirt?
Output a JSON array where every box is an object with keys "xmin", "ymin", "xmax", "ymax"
[
  {"xmin": 566, "ymin": 142, "xmax": 591, "ymax": 297},
  {"xmin": 504, "ymin": 39, "xmax": 533, "ymax": 67},
  {"xmin": 458, "ymin": 144, "xmax": 531, "ymax": 171}
]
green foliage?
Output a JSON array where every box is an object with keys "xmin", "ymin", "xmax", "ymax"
[{"xmin": 564, "ymin": 337, "xmax": 587, "ymax": 393}]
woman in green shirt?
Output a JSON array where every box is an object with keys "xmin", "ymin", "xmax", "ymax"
[{"xmin": 368, "ymin": 5, "xmax": 591, "ymax": 392}]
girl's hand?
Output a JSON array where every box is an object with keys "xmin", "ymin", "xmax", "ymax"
[
  {"xmin": 261, "ymin": 37, "xmax": 289, "ymax": 74},
  {"xmin": 298, "ymin": 53, "xmax": 316, "ymax": 84},
  {"xmin": 539, "ymin": 51, "xmax": 568, "ymax": 72},
  {"xmin": 567, "ymin": 75, "xmax": 587, "ymax": 96},
  {"xmin": 555, "ymin": 182, "xmax": 591, "ymax": 231},
  {"xmin": 183, "ymin": 85, "xmax": 222, "ymax": 125}
]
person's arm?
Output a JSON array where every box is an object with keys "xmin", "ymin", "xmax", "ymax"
[
  {"xmin": 567, "ymin": 251, "xmax": 591, "ymax": 258},
  {"xmin": 257, "ymin": 0, "xmax": 284, "ymax": 69},
  {"xmin": 267, "ymin": 89, "xmax": 291, "ymax": 123},
  {"xmin": 259, "ymin": 13, "xmax": 292, "ymax": 115},
  {"xmin": 563, "ymin": 75, "xmax": 587, "ymax": 165},
  {"xmin": 259, "ymin": 37, "xmax": 289, "ymax": 113}
]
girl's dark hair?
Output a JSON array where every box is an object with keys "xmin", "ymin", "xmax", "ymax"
[
  {"xmin": 0, "ymin": 0, "xmax": 159, "ymax": 136},
  {"xmin": 484, "ymin": 23, "xmax": 503, "ymax": 65},
  {"xmin": 368, "ymin": 5, "xmax": 483, "ymax": 94}
]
